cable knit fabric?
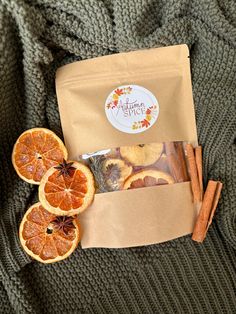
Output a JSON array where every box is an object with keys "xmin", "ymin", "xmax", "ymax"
[{"xmin": 0, "ymin": 0, "xmax": 236, "ymax": 313}]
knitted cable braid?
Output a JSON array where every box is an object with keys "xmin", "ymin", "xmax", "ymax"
[{"xmin": 0, "ymin": 0, "xmax": 236, "ymax": 313}]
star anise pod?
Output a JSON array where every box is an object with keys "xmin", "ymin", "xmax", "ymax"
[
  {"xmin": 54, "ymin": 159, "xmax": 76, "ymax": 177},
  {"xmin": 51, "ymin": 216, "xmax": 76, "ymax": 235},
  {"xmin": 105, "ymin": 163, "xmax": 121, "ymax": 183}
]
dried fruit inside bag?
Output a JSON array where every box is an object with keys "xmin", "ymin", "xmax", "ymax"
[{"xmin": 80, "ymin": 141, "xmax": 189, "ymax": 193}]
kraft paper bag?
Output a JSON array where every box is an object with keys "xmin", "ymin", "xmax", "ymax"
[{"xmin": 56, "ymin": 44, "xmax": 199, "ymax": 248}]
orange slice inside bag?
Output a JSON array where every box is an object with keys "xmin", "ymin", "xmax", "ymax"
[
  {"xmin": 19, "ymin": 203, "xmax": 80, "ymax": 263},
  {"xmin": 12, "ymin": 128, "xmax": 68, "ymax": 184},
  {"xmin": 123, "ymin": 169, "xmax": 174, "ymax": 189}
]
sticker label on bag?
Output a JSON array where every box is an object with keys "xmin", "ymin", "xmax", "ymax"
[{"xmin": 105, "ymin": 84, "xmax": 159, "ymax": 134}]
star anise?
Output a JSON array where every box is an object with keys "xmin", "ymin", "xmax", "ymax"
[
  {"xmin": 54, "ymin": 159, "xmax": 76, "ymax": 177},
  {"xmin": 105, "ymin": 163, "xmax": 121, "ymax": 183},
  {"xmin": 51, "ymin": 216, "xmax": 76, "ymax": 235}
]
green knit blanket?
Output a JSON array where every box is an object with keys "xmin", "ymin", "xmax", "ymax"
[{"xmin": 0, "ymin": 0, "xmax": 236, "ymax": 313}]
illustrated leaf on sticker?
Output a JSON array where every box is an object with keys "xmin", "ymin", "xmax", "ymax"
[
  {"xmin": 114, "ymin": 88, "xmax": 123, "ymax": 96},
  {"xmin": 146, "ymin": 114, "xmax": 151, "ymax": 121},
  {"xmin": 141, "ymin": 119, "xmax": 150, "ymax": 128},
  {"xmin": 146, "ymin": 108, "xmax": 151, "ymax": 115},
  {"xmin": 111, "ymin": 100, "xmax": 118, "ymax": 108}
]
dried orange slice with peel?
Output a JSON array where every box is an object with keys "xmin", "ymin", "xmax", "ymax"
[
  {"xmin": 12, "ymin": 128, "xmax": 68, "ymax": 184},
  {"xmin": 39, "ymin": 160, "xmax": 95, "ymax": 216},
  {"xmin": 123, "ymin": 169, "xmax": 174, "ymax": 189},
  {"xmin": 103, "ymin": 158, "xmax": 132, "ymax": 190},
  {"xmin": 19, "ymin": 202, "xmax": 80, "ymax": 263}
]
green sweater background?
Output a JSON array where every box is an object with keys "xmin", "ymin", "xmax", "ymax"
[{"xmin": 0, "ymin": 0, "xmax": 236, "ymax": 313}]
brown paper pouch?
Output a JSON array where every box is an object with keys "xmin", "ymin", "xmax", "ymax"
[{"xmin": 56, "ymin": 44, "xmax": 199, "ymax": 248}]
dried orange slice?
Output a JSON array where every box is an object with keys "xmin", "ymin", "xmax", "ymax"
[
  {"xmin": 39, "ymin": 160, "xmax": 95, "ymax": 216},
  {"xmin": 120, "ymin": 143, "xmax": 163, "ymax": 166},
  {"xmin": 12, "ymin": 128, "xmax": 68, "ymax": 184},
  {"xmin": 123, "ymin": 169, "xmax": 174, "ymax": 189},
  {"xmin": 103, "ymin": 158, "xmax": 132, "ymax": 190},
  {"xmin": 19, "ymin": 202, "xmax": 80, "ymax": 263}
]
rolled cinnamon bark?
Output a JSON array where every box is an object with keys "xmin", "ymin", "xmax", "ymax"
[
  {"xmin": 206, "ymin": 181, "xmax": 223, "ymax": 233},
  {"xmin": 165, "ymin": 142, "xmax": 188, "ymax": 183},
  {"xmin": 195, "ymin": 146, "xmax": 203, "ymax": 201},
  {"xmin": 192, "ymin": 180, "xmax": 222, "ymax": 242},
  {"xmin": 186, "ymin": 144, "xmax": 201, "ymax": 203},
  {"xmin": 175, "ymin": 142, "xmax": 189, "ymax": 182}
]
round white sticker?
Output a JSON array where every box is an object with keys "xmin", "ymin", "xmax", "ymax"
[{"xmin": 105, "ymin": 85, "xmax": 159, "ymax": 134}]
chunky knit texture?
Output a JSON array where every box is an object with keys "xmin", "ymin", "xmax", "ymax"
[{"xmin": 0, "ymin": 0, "xmax": 236, "ymax": 313}]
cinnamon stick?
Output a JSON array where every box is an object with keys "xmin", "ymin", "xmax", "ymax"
[
  {"xmin": 165, "ymin": 142, "xmax": 186, "ymax": 183},
  {"xmin": 192, "ymin": 180, "xmax": 222, "ymax": 242},
  {"xmin": 175, "ymin": 142, "xmax": 189, "ymax": 181},
  {"xmin": 205, "ymin": 181, "xmax": 223, "ymax": 233},
  {"xmin": 186, "ymin": 144, "xmax": 201, "ymax": 203},
  {"xmin": 195, "ymin": 146, "xmax": 203, "ymax": 201}
]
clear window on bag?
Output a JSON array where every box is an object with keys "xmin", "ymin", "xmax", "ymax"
[{"xmin": 79, "ymin": 142, "xmax": 189, "ymax": 193}]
